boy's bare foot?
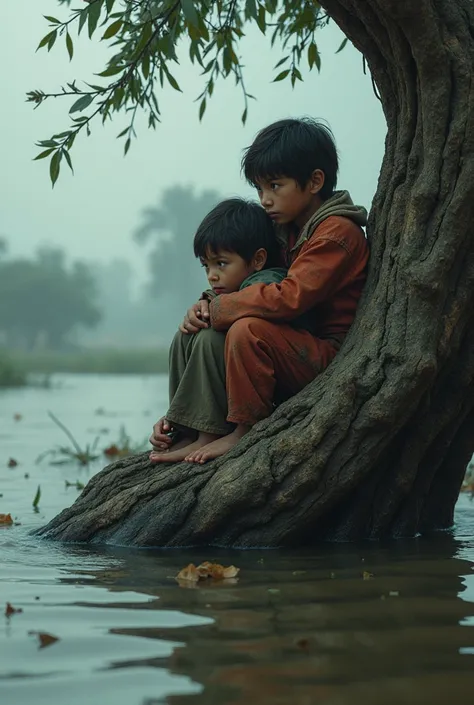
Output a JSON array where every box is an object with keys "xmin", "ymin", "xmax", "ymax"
[
  {"xmin": 149, "ymin": 435, "xmax": 195, "ymax": 461},
  {"xmin": 150, "ymin": 432, "xmax": 222, "ymax": 464},
  {"xmin": 185, "ymin": 425, "xmax": 250, "ymax": 464}
]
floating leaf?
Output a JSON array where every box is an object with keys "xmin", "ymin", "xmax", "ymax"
[
  {"xmin": 7, "ymin": 458, "xmax": 18, "ymax": 468},
  {"xmin": 176, "ymin": 562, "xmax": 240, "ymax": 582},
  {"xmin": 29, "ymin": 631, "xmax": 60, "ymax": 649},
  {"xmin": 5, "ymin": 602, "xmax": 23, "ymax": 616},
  {"xmin": 13, "ymin": 413, "xmax": 22, "ymax": 421},
  {"xmin": 104, "ymin": 444, "xmax": 120, "ymax": 457},
  {"xmin": 176, "ymin": 563, "xmax": 200, "ymax": 582},
  {"xmin": 362, "ymin": 571, "xmax": 374, "ymax": 580},
  {"xmin": 0, "ymin": 514, "xmax": 13, "ymax": 525}
]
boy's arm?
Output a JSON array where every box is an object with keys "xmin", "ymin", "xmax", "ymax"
[{"xmin": 209, "ymin": 218, "xmax": 368, "ymax": 331}]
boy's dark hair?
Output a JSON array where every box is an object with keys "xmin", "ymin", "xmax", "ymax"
[
  {"xmin": 242, "ymin": 117, "xmax": 338, "ymax": 200},
  {"xmin": 193, "ymin": 198, "xmax": 280, "ymax": 266}
]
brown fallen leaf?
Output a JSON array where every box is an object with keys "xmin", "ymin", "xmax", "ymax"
[
  {"xmin": 176, "ymin": 562, "xmax": 240, "ymax": 582},
  {"xmin": 7, "ymin": 458, "xmax": 18, "ymax": 468},
  {"xmin": 29, "ymin": 631, "xmax": 60, "ymax": 649},
  {"xmin": 0, "ymin": 514, "xmax": 13, "ymax": 525},
  {"xmin": 104, "ymin": 444, "xmax": 119, "ymax": 457},
  {"xmin": 5, "ymin": 602, "xmax": 23, "ymax": 617},
  {"xmin": 363, "ymin": 571, "xmax": 374, "ymax": 580},
  {"xmin": 13, "ymin": 413, "xmax": 22, "ymax": 421},
  {"xmin": 176, "ymin": 563, "xmax": 200, "ymax": 582}
]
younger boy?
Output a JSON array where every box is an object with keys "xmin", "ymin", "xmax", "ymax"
[
  {"xmin": 151, "ymin": 117, "xmax": 369, "ymax": 464},
  {"xmin": 150, "ymin": 197, "xmax": 296, "ymax": 463}
]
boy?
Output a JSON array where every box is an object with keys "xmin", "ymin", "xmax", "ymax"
[
  {"xmin": 151, "ymin": 117, "xmax": 369, "ymax": 464},
  {"xmin": 150, "ymin": 197, "xmax": 299, "ymax": 463}
]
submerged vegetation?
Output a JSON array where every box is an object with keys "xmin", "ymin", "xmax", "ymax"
[{"xmin": 35, "ymin": 411, "xmax": 148, "ymax": 467}]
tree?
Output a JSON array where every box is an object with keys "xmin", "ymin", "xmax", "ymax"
[
  {"xmin": 134, "ymin": 185, "xmax": 220, "ymax": 323},
  {"xmin": 35, "ymin": 1, "xmax": 474, "ymax": 546},
  {"xmin": 0, "ymin": 247, "xmax": 101, "ymax": 350}
]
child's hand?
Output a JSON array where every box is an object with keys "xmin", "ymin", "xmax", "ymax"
[
  {"xmin": 149, "ymin": 417, "xmax": 173, "ymax": 451},
  {"xmin": 179, "ymin": 300, "xmax": 210, "ymax": 334}
]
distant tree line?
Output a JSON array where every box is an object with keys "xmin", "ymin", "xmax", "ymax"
[{"xmin": 0, "ymin": 244, "xmax": 100, "ymax": 350}]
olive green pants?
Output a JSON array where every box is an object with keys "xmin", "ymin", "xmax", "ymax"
[{"xmin": 166, "ymin": 328, "xmax": 234, "ymax": 435}]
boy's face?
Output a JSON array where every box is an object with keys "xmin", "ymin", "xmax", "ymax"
[
  {"xmin": 255, "ymin": 171, "xmax": 324, "ymax": 228},
  {"xmin": 201, "ymin": 248, "xmax": 266, "ymax": 295}
]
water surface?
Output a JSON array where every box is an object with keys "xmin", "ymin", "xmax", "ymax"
[{"xmin": 1, "ymin": 374, "xmax": 474, "ymax": 704}]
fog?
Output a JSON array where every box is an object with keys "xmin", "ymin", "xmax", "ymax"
[{"xmin": 1, "ymin": 1, "xmax": 386, "ymax": 349}]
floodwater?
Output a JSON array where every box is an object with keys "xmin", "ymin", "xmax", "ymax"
[{"xmin": 1, "ymin": 374, "xmax": 474, "ymax": 705}]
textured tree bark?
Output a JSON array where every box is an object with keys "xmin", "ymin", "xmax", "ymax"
[{"xmin": 37, "ymin": 0, "xmax": 474, "ymax": 546}]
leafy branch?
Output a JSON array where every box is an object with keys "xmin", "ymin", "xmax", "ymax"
[{"xmin": 29, "ymin": 0, "xmax": 335, "ymax": 185}]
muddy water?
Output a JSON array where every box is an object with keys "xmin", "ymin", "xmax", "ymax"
[{"xmin": 1, "ymin": 374, "xmax": 474, "ymax": 705}]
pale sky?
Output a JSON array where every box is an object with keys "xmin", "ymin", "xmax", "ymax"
[{"xmin": 1, "ymin": 1, "xmax": 386, "ymax": 283}]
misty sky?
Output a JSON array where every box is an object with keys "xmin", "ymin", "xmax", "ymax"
[{"xmin": 2, "ymin": 1, "xmax": 386, "ymax": 285}]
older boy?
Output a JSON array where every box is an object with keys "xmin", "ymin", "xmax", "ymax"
[{"xmin": 152, "ymin": 118, "xmax": 369, "ymax": 463}]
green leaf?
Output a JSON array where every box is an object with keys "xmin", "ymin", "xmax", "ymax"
[
  {"xmin": 88, "ymin": 0, "xmax": 103, "ymax": 39},
  {"xmin": 242, "ymin": 107, "xmax": 248, "ymax": 124},
  {"xmin": 199, "ymin": 97, "xmax": 206, "ymax": 120},
  {"xmin": 105, "ymin": 0, "xmax": 116, "ymax": 13},
  {"xmin": 274, "ymin": 56, "xmax": 289, "ymax": 69},
  {"xmin": 44, "ymin": 16, "xmax": 60, "ymax": 24},
  {"xmin": 257, "ymin": 5, "xmax": 266, "ymax": 33},
  {"xmin": 102, "ymin": 19, "xmax": 122, "ymax": 39},
  {"xmin": 164, "ymin": 70, "xmax": 181, "ymax": 92},
  {"xmin": 124, "ymin": 137, "xmax": 131, "ymax": 155},
  {"xmin": 180, "ymin": 0, "xmax": 199, "ymax": 27},
  {"xmin": 116, "ymin": 127, "xmax": 129, "ymax": 138},
  {"xmin": 142, "ymin": 54, "xmax": 150, "ymax": 80},
  {"xmin": 97, "ymin": 65, "xmax": 124, "ymax": 77},
  {"xmin": 37, "ymin": 30, "xmax": 56, "ymax": 51},
  {"xmin": 32, "ymin": 485, "xmax": 41, "ymax": 508},
  {"xmin": 245, "ymin": 0, "xmax": 257, "ymax": 20},
  {"xmin": 78, "ymin": 8, "xmax": 88, "ymax": 35},
  {"xmin": 63, "ymin": 149, "xmax": 74, "ymax": 174},
  {"xmin": 336, "ymin": 37, "xmax": 349, "ymax": 54},
  {"xmin": 47, "ymin": 30, "xmax": 57, "ymax": 51},
  {"xmin": 37, "ymin": 139, "xmax": 59, "ymax": 147},
  {"xmin": 66, "ymin": 32, "xmax": 74, "ymax": 61},
  {"xmin": 34, "ymin": 148, "xmax": 55, "ymax": 161},
  {"xmin": 273, "ymin": 69, "xmax": 290, "ymax": 82},
  {"xmin": 69, "ymin": 94, "xmax": 93, "ymax": 114}
]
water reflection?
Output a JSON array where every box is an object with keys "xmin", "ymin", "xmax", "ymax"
[
  {"xmin": 44, "ymin": 534, "xmax": 474, "ymax": 705},
  {"xmin": 2, "ymin": 376, "xmax": 474, "ymax": 704}
]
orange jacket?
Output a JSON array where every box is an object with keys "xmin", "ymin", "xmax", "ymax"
[{"xmin": 209, "ymin": 215, "xmax": 369, "ymax": 342}]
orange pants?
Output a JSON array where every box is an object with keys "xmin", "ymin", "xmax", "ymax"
[{"xmin": 225, "ymin": 317, "xmax": 337, "ymax": 426}]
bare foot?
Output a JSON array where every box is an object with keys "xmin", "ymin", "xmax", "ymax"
[
  {"xmin": 150, "ymin": 432, "xmax": 221, "ymax": 464},
  {"xmin": 186, "ymin": 425, "xmax": 250, "ymax": 464},
  {"xmin": 149, "ymin": 435, "xmax": 195, "ymax": 461}
]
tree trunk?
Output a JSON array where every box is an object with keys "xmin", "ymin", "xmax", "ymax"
[{"xmin": 36, "ymin": 0, "xmax": 474, "ymax": 546}]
